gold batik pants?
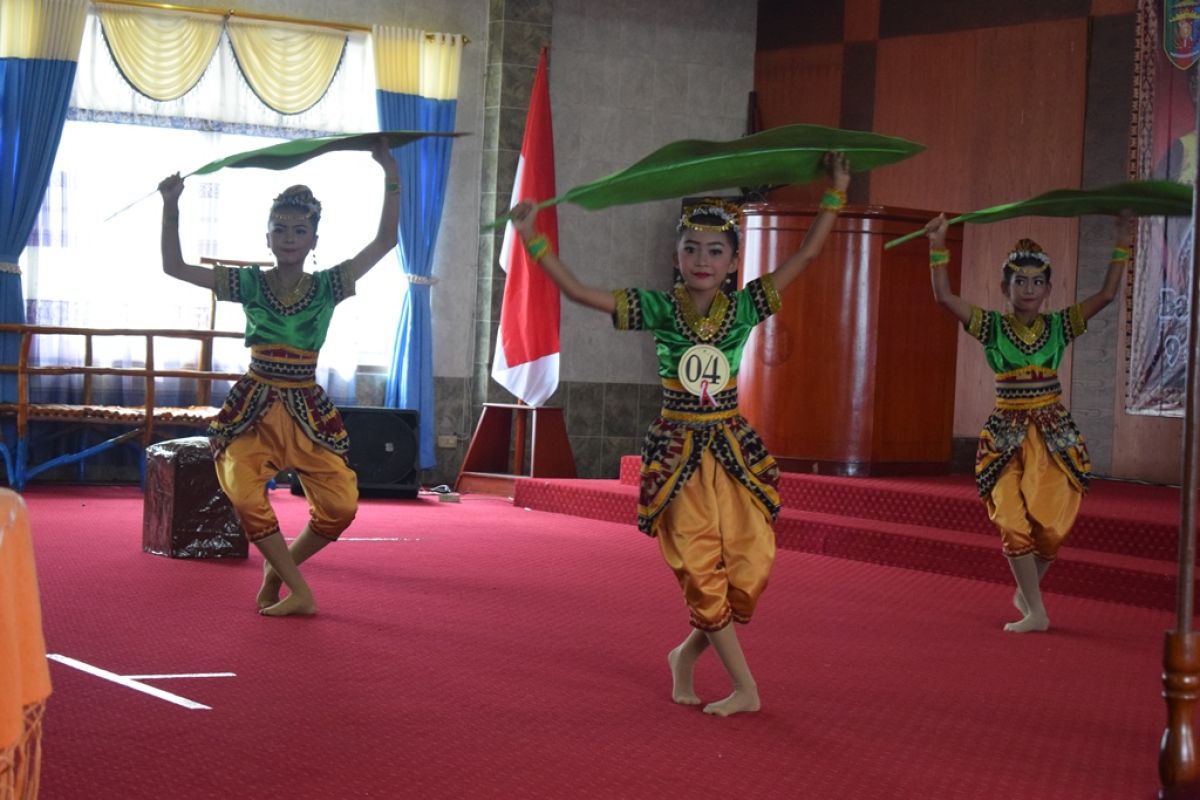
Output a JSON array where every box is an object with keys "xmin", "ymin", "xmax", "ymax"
[
  {"xmin": 657, "ymin": 448, "xmax": 776, "ymax": 631},
  {"xmin": 986, "ymin": 423, "xmax": 1081, "ymax": 560},
  {"xmin": 215, "ymin": 402, "xmax": 358, "ymax": 542}
]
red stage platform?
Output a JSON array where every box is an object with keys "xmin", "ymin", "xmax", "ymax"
[{"xmin": 514, "ymin": 456, "xmax": 1188, "ymax": 611}]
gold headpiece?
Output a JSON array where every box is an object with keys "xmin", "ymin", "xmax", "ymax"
[
  {"xmin": 677, "ymin": 198, "xmax": 741, "ymax": 235},
  {"xmin": 270, "ymin": 185, "xmax": 322, "ymax": 227},
  {"xmin": 1003, "ymin": 238, "xmax": 1051, "ymax": 276}
]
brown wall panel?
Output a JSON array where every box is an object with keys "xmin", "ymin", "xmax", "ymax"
[
  {"xmin": 754, "ymin": 44, "xmax": 843, "ymax": 204},
  {"xmin": 878, "ymin": 0, "xmax": 1089, "ymax": 37},
  {"xmin": 872, "ymin": 20, "xmax": 1089, "ymax": 437},
  {"xmin": 1091, "ymin": 0, "xmax": 1135, "ymax": 15},
  {"xmin": 874, "ymin": 232, "xmax": 959, "ymax": 461},
  {"xmin": 757, "ymin": 0, "xmax": 844, "ymax": 49},
  {"xmin": 1075, "ymin": 11, "xmax": 1138, "ymax": 474},
  {"xmin": 845, "ymin": 0, "xmax": 880, "ymax": 41}
]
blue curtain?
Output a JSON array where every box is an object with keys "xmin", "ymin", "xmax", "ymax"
[
  {"xmin": 0, "ymin": 57, "xmax": 77, "ymax": 401},
  {"xmin": 377, "ymin": 89, "xmax": 457, "ymax": 470}
]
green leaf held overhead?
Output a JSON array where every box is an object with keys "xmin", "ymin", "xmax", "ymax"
[
  {"xmin": 188, "ymin": 130, "xmax": 465, "ymax": 176},
  {"xmin": 483, "ymin": 123, "xmax": 925, "ymax": 231},
  {"xmin": 884, "ymin": 180, "xmax": 1194, "ymax": 250}
]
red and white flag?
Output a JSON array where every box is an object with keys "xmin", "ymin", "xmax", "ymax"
[{"xmin": 491, "ymin": 48, "xmax": 560, "ymax": 407}]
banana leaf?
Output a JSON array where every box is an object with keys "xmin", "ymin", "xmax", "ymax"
[
  {"xmin": 105, "ymin": 130, "xmax": 465, "ymax": 222},
  {"xmin": 187, "ymin": 130, "xmax": 464, "ymax": 176},
  {"xmin": 883, "ymin": 180, "xmax": 1194, "ymax": 250},
  {"xmin": 482, "ymin": 123, "xmax": 925, "ymax": 231}
]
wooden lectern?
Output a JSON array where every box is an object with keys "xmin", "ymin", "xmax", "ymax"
[{"xmin": 738, "ymin": 203, "xmax": 963, "ymax": 475}]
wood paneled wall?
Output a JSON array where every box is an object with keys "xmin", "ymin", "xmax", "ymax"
[
  {"xmin": 871, "ymin": 20, "xmax": 1088, "ymax": 436},
  {"xmin": 753, "ymin": 1, "xmax": 1176, "ymax": 483},
  {"xmin": 753, "ymin": 45, "xmax": 842, "ymax": 205}
]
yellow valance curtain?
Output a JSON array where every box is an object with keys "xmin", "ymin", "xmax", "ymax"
[
  {"xmin": 226, "ymin": 18, "xmax": 347, "ymax": 115},
  {"xmin": 420, "ymin": 33, "xmax": 463, "ymax": 101},
  {"xmin": 0, "ymin": 0, "xmax": 87, "ymax": 60},
  {"xmin": 95, "ymin": 3, "xmax": 220, "ymax": 101},
  {"xmin": 373, "ymin": 26, "xmax": 463, "ymax": 100},
  {"xmin": 88, "ymin": 4, "xmax": 349, "ymax": 114},
  {"xmin": 373, "ymin": 26, "xmax": 421, "ymax": 96}
]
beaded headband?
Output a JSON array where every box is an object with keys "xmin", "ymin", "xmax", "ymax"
[
  {"xmin": 270, "ymin": 185, "xmax": 322, "ymax": 226},
  {"xmin": 677, "ymin": 198, "xmax": 741, "ymax": 236},
  {"xmin": 1003, "ymin": 238, "xmax": 1051, "ymax": 276}
]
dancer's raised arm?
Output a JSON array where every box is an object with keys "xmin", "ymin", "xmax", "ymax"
[
  {"xmin": 769, "ymin": 151, "xmax": 851, "ymax": 293},
  {"xmin": 924, "ymin": 213, "xmax": 972, "ymax": 325},
  {"xmin": 510, "ymin": 201, "xmax": 616, "ymax": 314},
  {"xmin": 346, "ymin": 137, "xmax": 401, "ymax": 282},
  {"xmin": 1077, "ymin": 211, "xmax": 1134, "ymax": 322},
  {"xmin": 158, "ymin": 173, "xmax": 215, "ymax": 291}
]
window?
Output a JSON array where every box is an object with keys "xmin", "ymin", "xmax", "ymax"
[{"xmin": 22, "ymin": 11, "xmax": 403, "ymax": 403}]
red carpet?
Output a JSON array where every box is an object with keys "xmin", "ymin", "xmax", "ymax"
[
  {"xmin": 21, "ymin": 485, "xmax": 1173, "ymax": 798},
  {"xmin": 516, "ymin": 457, "xmax": 1187, "ymax": 611}
]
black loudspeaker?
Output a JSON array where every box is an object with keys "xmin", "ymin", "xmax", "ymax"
[{"xmin": 291, "ymin": 406, "xmax": 419, "ymax": 499}]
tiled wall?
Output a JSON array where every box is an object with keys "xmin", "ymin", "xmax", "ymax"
[
  {"xmin": 425, "ymin": 374, "xmax": 661, "ymax": 485},
  {"xmin": 421, "ymin": 0, "xmax": 758, "ymax": 487}
]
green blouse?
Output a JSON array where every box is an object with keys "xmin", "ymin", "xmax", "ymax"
[
  {"xmin": 965, "ymin": 304, "xmax": 1087, "ymax": 374},
  {"xmin": 611, "ymin": 276, "xmax": 782, "ymax": 377},
  {"xmin": 213, "ymin": 261, "xmax": 356, "ymax": 351}
]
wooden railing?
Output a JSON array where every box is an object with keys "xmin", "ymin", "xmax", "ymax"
[{"xmin": 0, "ymin": 324, "xmax": 245, "ymax": 489}]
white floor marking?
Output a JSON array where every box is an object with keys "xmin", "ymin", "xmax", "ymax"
[
  {"xmin": 47, "ymin": 654, "xmax": 234, "ymax": 710},
  {"xmin": 123, "ymin": 672, "xmax": 236, "ymax": 680}
]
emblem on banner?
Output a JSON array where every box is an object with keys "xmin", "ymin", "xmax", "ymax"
[{"xmin": 1166, "ymin": 0, "xmax": 1200, "ymax": 70}]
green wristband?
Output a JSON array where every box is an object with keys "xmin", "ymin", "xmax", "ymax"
[
  {"xmin": 819, "ymin": 188, "xmax": 847, "ymax": 212},
  {"xmin": 525, "ymin": 233, "xmax": 550, "ymax": 261}
]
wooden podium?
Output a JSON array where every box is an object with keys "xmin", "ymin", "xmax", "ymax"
[
  {"xmin": 455, "ymin": 403, "xmax": 576, "ymax": 495},
  {"xmin": 738, "ymin": 203, "xmax": 963, "ymax": 475}
]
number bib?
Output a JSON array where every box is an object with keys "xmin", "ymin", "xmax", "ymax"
[{"xmin": 678, "ymin": 344, "xmax": 731, "ymax": 398}]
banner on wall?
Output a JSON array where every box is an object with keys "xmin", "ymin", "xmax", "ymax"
[{"xmin": 1128, "ymin": 0, "xmax": 1198, "ymax": 416}]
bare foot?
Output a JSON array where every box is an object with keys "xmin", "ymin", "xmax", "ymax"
[
  {"xmin": 260, "ymin": 592, "xmax": 316, "ymax": 617},
  {"xmin": 257, "ymin": 565, "xmax": 282, "ymax": 610},
  {"xmin": 1003, "ymin": 610, "xmax": 1049, "ymax": 633},
  {"xmin": 703, "ymin": 687, "xmax": 760, "ymax": 717},
  {"xmin": 668, "ymin": 645, "xmax": 701, "ymax": 705}
]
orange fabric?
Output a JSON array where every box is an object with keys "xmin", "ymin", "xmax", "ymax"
[
  {"xmin": 656, "ymin": 449, "xmax": 776, "ymax": 630},
  {"xmin": 215, "ymin": 401, "xmax": 358, "ymax": 542},
  {"xmin": 985, "ymin": 424, "xmax": 1082, "ymax": 560},
  {"xmin": 0, "ymin": 490, "xmax": 51, "ymax": 748}
]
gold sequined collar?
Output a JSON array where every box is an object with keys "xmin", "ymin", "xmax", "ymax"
[
  {"xmin": 1003, "ymin": 313, "xmax": 1045, "ymax": 346},
  {"xmin": 265, "ymin": 268, "xmax": 312, "ymax": 306},
  {"xmin": 674, "ymin": 285, "xmax": 729, "ymax": 342}
]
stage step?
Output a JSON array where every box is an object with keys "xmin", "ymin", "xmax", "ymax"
[
  {"xmin": 621, "ymin": 455, "xmax": 1181, "ymax": 563},
  {"xmin": 773, "ymin": 507, "xmax": 1179, "ymax": 612},
  {"xmin": 514, "ymin": 471, "xmax": 1189, "ymax": 612}
]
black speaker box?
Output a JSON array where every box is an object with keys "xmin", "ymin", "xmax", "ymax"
[{"xmin": 291, "ymin": 406, "xmax": 419, "ymax": 499}]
